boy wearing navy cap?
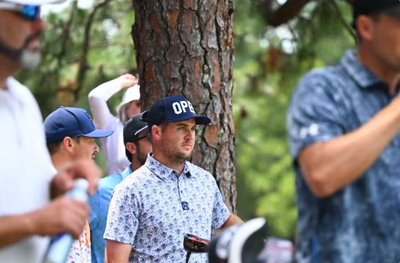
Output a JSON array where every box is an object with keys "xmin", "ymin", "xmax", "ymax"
[
  {"xmin": 44, "ymin": 106, "xmax": 114, "ymax": 263},
  {"xmin": 44, "ymin": 106, "xmax": 114, "ymax": 162},
  {"xmin": 105, "ymin": 96, "xmax": 242, "ymax": 263}
]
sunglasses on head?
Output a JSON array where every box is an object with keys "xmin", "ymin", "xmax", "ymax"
[{"xmin": 0, "ymin": 3, "xmax": 40, "ymax": 21}]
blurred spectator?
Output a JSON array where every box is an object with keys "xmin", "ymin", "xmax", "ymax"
[
  {"xmin": 88, "ymin": 74, "xmax": 141, "ymax": 175},
  {"xmin": 287, "ymin": 1, "xmax": 400, "ymax": 262}
]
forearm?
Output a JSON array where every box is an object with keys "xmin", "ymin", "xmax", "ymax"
[
  {"xmin": 88, "ymin": 79, "xmax": 122, "ymax": 102},
  {"xmin": 217, "ymin": 214, "xmax": 243, "ymax": 230},
  {"xmin": 0, "ymin": 213, "xmax": 36, "ymax": 248},
  {"xmin": 299, "ymin": 96, "xmax": 400, "ymax": 196},
  {"xmin": 88, "ymin": 79, "xmax": 121, "ymax": 128},
  {"xmin": 106, "ymin": 240, "xmax": 131, "ymax": 263}
]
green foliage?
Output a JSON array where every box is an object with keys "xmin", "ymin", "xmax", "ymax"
[
  {"xmin": 18, "ymin": 0, "xmax": 136, "ymax": 118},
  {"xmin": 233, "ymin": 0, "xmax": 354, "ymax": 239}
]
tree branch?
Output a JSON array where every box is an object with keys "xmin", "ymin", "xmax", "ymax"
[
  {"xmin": 57, "ymin": 0, "xmax": 78, "ymax": 68},
  {"xmin": 262, "ymin": 0, "xmax": 314, "ymax": 27},
  {"xmin": 75, "ymin": 0, "xmax": 112, "ymax": 101},
  {"xmin": 328, "ymin": 0, "xmax": 356, "ymax": 40}
]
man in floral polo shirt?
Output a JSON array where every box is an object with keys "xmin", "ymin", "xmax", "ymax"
[{"xmin": 104, "ymin": 95, "xmax": 242, "ymax": 263}]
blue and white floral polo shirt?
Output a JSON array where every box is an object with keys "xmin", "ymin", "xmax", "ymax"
[
  {"xmin": 287, "ymin": 50, "xmax": 400, "ymax": 263},
  {"xmin": 104, "ymin": 154, "xmax": 230, "ymax": 263}
]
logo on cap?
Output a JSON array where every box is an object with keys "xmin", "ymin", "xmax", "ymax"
[
  {"xmin": 172, "ymin": 101, "xmax": 195, "ymax": 115},
  {"xmin": 141, "ymin": 95, "xmax": 211, "ymax": 126}
]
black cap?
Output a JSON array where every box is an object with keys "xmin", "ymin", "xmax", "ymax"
[
  {"xmin": 123, "ymin": 113, "xmax": 148, "ymax": 145},
  {"xmin": 353, "ymin": 0, "xmax": 400, "ymax": 25}
]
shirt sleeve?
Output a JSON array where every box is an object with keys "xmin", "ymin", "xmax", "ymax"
[
  {"xmin": 88, "ymin": 78, "xmax": 122, "ymax": 128},
  {"xmin": 103, "ymin": 183, "xmax": 139, "ymax": 245},
  {"xmin": 210, "ymin": 176, "xmax": 230, "ymax": 229},
  {"xmin": 287, "ymin": 70, "xmax": 346, "ymax": 160}
]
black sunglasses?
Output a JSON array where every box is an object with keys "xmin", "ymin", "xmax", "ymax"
[
  {"xmin": 133, "ymin": 133, "xmax": 150, "ymax": 142},
  {"xmin": 0, "ymin": 4, "xmax": 41, "ymax": 21}
]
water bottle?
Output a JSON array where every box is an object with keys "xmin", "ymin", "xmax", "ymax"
[{"xmin": 43, "ymin": 178, "xmax": 89, "ymax": 263}]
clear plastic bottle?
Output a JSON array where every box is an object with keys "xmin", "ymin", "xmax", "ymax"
[{"xmin": 43, "ymin": 179, "xmax": 89, "ymax": 263}]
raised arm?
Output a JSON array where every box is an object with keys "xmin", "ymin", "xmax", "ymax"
[
  {"xmin": 288, "ymin": 74, "xmax": 400, "ymax": 198},
  {"xmin": 88, "ymin": 74, "xmax": 138, "ymax": 128},
  {"xmin": 297, "ymin": 95, "xmax": 400, "ymax": 197}
]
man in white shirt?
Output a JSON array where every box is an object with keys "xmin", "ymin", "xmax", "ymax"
[
  {"xmin": 88, "ymin": 74, "xmax": 141, "ymax": 175},
  {"xmin": 0, "ymin": 1, "xmax": 101, "ymax": 263}
]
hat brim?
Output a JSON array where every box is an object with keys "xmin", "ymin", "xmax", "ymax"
[
  {"xmin": 193, "ymin": 115, "xmax": 211, "ymax": 125},
  {"xmin": 134, "ymin": 126, "xmax": 148, "ymax": 136},
  {"xmin": 83, "ymin": 129, "xmax": 114, "ymax": 139},
  {"xmin": 382, "ymin": 5, "xmax": 400, "ymax": 18},
  {"xmin": 145, "ymin": 115, "xmax": 211, "ymax": 125}
]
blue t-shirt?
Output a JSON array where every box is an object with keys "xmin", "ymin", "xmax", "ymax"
[
  {"xmin": 287, "ymin": 50, "xmax": 400, "ymax": 263},
  {"xmin": 89, "ymin": 166, "xmax": 132, "ymax": 263},
  {"xmin": 104, "ymin": 154, "xmax": 230, "ymax": 263}
]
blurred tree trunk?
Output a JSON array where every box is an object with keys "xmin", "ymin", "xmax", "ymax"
[{"xmin": 131, "ymin": 0, "xmax": 237, "ymax": 212}]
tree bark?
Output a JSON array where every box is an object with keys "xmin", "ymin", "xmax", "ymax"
[{"xmin": 131, "ymin": 0, "xmax": 237, "ymax": 212}]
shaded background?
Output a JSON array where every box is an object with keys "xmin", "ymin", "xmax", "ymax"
[{"xmin": 18, "ymin": 0, "xmax": 355, "ymax": 240}]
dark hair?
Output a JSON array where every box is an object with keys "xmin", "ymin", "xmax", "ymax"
[
  {"xmin": 47, "ymin": 141, "xmax": 62, "ymax": 155},
  {"xmin": 46, "ymin": 137, "xmax": 80, "ymax": 155}
]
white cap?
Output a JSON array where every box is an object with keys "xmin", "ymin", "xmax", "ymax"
[
  {"xmin": 121, "ymin": 84, "xmax": 140, "ymax": 104},
  {"xmin": 116, "ymin": 84, "xmax": 140, "ymax": 111},
  {"xmin": 3, "ymin": 0, "xmax": 66, "ymax": 5},
  {"xmin": 116, "ymin": 84, "xmax": 141, "ymax": 123}
]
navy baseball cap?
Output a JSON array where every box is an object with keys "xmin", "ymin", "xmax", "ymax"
[
  {"xmin": 141, "ymin": 96, "xmax": 211, "ymax": 126},
  {"xmin": 123, "ymin": 113, "xmax": 148, "ymax": 145},
  {"xmin": 353, "ymin": 0, "xmax": 400, "ymax": 27},
  {"xmin": 44, "ymin": 106, "xmax": 114, "ymax": 143}
]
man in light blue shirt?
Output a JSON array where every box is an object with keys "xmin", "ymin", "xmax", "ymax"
[{"xmin": 89, "ymin": 113, "xmax": 152, "ymax": 263}]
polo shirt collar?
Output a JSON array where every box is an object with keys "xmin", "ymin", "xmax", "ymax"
[
  {"xmin": 342, "ymin": 50, "xmax": 400, "ymax": 93},
  {"xmin": 120, "ymin": 166, "xmax": 133, "ymax": 180},
  {"xmin": 145, "ymin": 153, "xmax": 192, "ymax": 180},
  {"xmin": 341, "ymin": 50, "xmax": 382, "ymax": 89}
]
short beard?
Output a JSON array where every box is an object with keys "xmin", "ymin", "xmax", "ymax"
[
  {"xmin": 19, "ymin": 48, "xmax": 41, "ymax": 69},
  {"xmin": 0, "ymin": 31, "xmax": 42, "ymax": 69},
  {"xmin": 161, "ymin": 139, "xmax": 192, "ymax": 166},
  {"xmin": 135, "ymin": 143, "xmax": 147, "ymax": 166}
]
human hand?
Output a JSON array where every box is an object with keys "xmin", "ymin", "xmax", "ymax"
[
  {"xmin": 27, "ymin": 196, "xmax": 89, "ymax": 239},
  {"xmin": 50, "ymin": 159, "xmax": 102, "ymax": 198},
  {"xmin": 118, "ymin": 74, "xmax": 138, "ymax": 89}
]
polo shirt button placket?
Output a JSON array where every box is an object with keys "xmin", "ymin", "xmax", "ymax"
[{"xmin": 178, "ymin": 175, "xmax": 190, "ymax": 212}]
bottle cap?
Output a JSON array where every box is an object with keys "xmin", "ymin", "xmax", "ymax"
[{"xmin": 74, "ymin": 178, "xmax": 89, "ymax": 190}]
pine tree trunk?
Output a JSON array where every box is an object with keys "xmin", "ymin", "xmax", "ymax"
[{"xmin": 131, "ymin": 0, "xmax": 237, "ymax": 212}]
